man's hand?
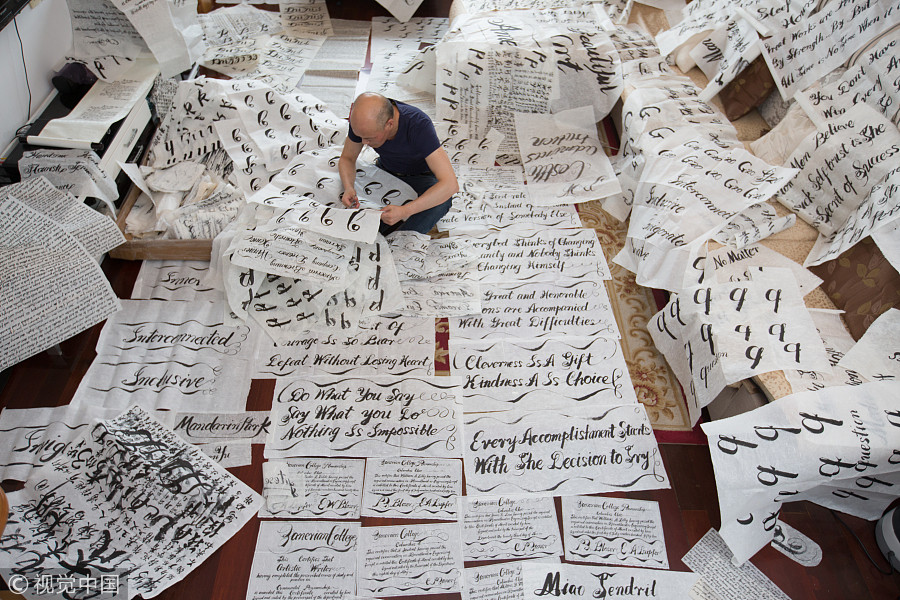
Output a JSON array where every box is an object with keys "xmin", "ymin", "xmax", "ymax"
[
  {"xmin": 380, "ymin": 204, "xmax": 410, "ymax": 226},
  {"xmin": 341, "ymin": 188, "xmax": 359, "ymax": 208}
]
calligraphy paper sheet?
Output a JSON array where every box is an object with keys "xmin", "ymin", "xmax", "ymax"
[
  {"xmin": 450, "ymin": 336, "xmax": 637, "ymax": 411},
  {"xmin": 463, "ymin": 405, "xmax": 668, "ymax": 496},
  {"xmin": 873, "ymin": 220, "xmax": 900, "ymax": 272},
  {"xmin": 266, "ymin": 376, "xmax": 462, "ymax": 458},
  {"xmin": 0, "ymin": 177, "xmax": 124, "ymax": 261},
  {"xmin": 779, "ymin": 104, "xmax": 900, "ymax": 237},
  {"xmin": 260, "ymin": 458, "xmax": 364, "ymax": 518},
  {"xmin": 0, "ymin": 404, "xmax": 119, "ymax": 482},
  {"xmin": 561, "ymin": 496, "xmax": 668, "ymax": 568},
  {"xmin": 450, "ymin": 279, "xmax": 619, "ymax": 341},
  {"xmin": 682, "ymin": 529, "xmax": 790, "ymax": 600},
  {"xmin": 375, "ymin": 0, "xmax": 426, "ymax": 23},
  {"xmin": 72, "ymin": 300, "xmax": 256, "ymax": 412},
  {"xmin": 515, "ymin": 106, "xmax": 621, "ymax": 204},
  {"xmin": 463, "ymin": 558, "xmax": 560, "ymax": 600},
  {"xmin": 0, "ymin": 406, "xmax": 262, "ymax": 599},
  {"xmin": 280, "ymin": 0, "xmax": 333, "ymax": 36},
  {"xmin": 700, "ymin": 381, "xmax": 900, "ymax": 564},
  {"xmin": 522, "ymin": 563, "xmax": 698, "ymax": 600},
  {"xmin": 459, "ymin": 495, "xmax": 562, "ymax": 561},
  {"xmin": 761, "ymin": 0, "xmax": 900, "ymax": 99},
  {"xmin": 168, "ymin": 411, "xmax": 270, "ymax": 443},
  {"xmin": 67, "ymin": 0, "xmax": 147, "ymax": 63},
  {"xmin": 246, "ymin": 521, "xmax": 358, "ymax": 600},
  {"xmin": 110, "ymin": 0, "xmax": 204, "ymax": 78},
  {"xmin": 254, "ymin": 316, "xmax": 435, "ymax": 378},
  {"xmin": 713, "ymin": 203, "xmax": 796, "ymax": 250},
  {"xmin": 357, "ymin": 524, "xmax": 463, "ymax": 597},
  {"xmin": 199, "ymin": 440, "xmax": 252, "ymax": 468},
  {"xmin": 650, "ymin": 275, "xmax": 831, "ymax": 421},
  {"xmin": 0, "ymin": 197, "xmax": 120, "ymax": 370},
  {"xmin": 18, "ymin": 149, "xmax": 118, "ymax": 210},
  {"xmin": 784, "ymin": 310, "xmax": 867, "ymax": 393},
  {"xmin": 704, "ymin": 244, "xmax": 822, "ymax": 295},
  {"xmin": 362, "ymin": 457, "xmax": 461, "ymax": 519},
  {"xmin": 456, "ymin": 228, "xmax": 611, "ymax": 283},
  {"xmin": 132, "ymin": 260, "xmax": 222, "ymax": 301},
  {"xmin": 837, "ymin": 308, "xmax": 900, "ymax": 381},
  {"xmin": 399, "ymin": 280, "xmax": 481, "ymax": 318}
]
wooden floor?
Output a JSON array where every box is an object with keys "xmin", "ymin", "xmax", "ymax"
[{"xmin": 3, "ymin": 1, "xmax": 900, "ymax": 599}]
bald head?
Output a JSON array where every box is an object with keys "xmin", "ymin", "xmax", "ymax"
[{"xmin": 350, "ymin": 93, "xmax": 397, "ymax": 148}]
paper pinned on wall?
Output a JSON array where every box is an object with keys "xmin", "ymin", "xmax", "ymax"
[{"xmin": 110, "ymin": 0, "xmax": 205, "ymax": 78}]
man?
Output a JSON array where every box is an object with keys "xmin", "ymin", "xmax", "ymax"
[{"xmin": 339, "ymin": 92, "xmax": 458, "ymax": 235}]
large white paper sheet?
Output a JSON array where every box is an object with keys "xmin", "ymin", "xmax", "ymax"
[
  {"xmin": 18, "ymin": 149, "xmax": 118, "ymax": 210},
  {"xmin": 701, "ymin": 381, "xmax": 900, "ymax": 564},
  {"xmin": 450, "ymin": 336, "xmax": 637, "ymax": 411},
  {"xmin": 400, "ymin": 280, "xmax": 482, "ymax": 318},
  {"xmin": 463, "ymin": 404, "xmax": 669, "ymax": 496},
  {"xmin": 357, "ymin": 523, "xmax": 463, "ymax": 597},
  {"xmin": 246, "ymin": 521, "xmax": 358, "ymax": 600},
  {"xmin": 111, "ymin": 0, "xmax": 205, "ymax": 78},
  {"xmin": 376, "ymin": 0, "xmax": 426, "ymax": 23},
  {"xmin": 0, "ymin": 404, "xmax": 120, "ymax": 482},
  {"xmin": 713, "ymin": 202, "xmax": 796, "ymax": 250},
  {"xmin": 260, "ymin": 458, "xmax": 364, "ymax": 518},
  {"xmin": 783, "ymin": 309, "xmax": 867, "ymax": 393},
  {"xmin": 0, "ymin": 176, "xmax": 124, "ymax": 261},
  {"xmin": 362, "ymin": 457, "xmax": 461, "ymax": 519},
  {"xmin": 779, "ymin": 104, "xmax": 900, "ymax": 237},
  {"xmin": 459, "ymin": 495, "xmax": 563, "ymax": 561},
  {"xmin": 168, "ymin": 411, "xmax": 270, "ymax": 443},
  {"xmin": 0, "ymin": 406, "xmax": 262, "ymax": 600},
  {"xmin": 561, "ymin": 495, "xmax": 668, "ymax": 568},
  {"xmin": 254, "ymin": 316, "xmax": 435, "ymax": 378},
  {"xmin": 682, "ymin": 529, "xmax": 791, "ymax": 600},
  {"xmin": 521, "ymin": 563, "xmax": 698, "ymax": 600},
  {"xmin": 838, "ymin": 308, "xmax": 900, "ymax": 381},
  {"xmin": 761, "ymin": 0, "xmax": 900, "ymax": 99},
  {"xmin": 450, "ymin": 279, "xmax": 619, "ymax": 341},
  {"xmin": 132, "ymin": 260, "xmax": 222, "ymax": 301},
  {"xmin": 67, "ymin": 0, "xmax": 147, "ymax": 61},
  {"xmin": 516, "ymin": 106, "xmax": 621, "ymax": 204},
  {"xmin": 266, "ymin": 375, "xmax": 462, "ymax": 458},
  {"xmin": 704, "ymin": 244, "xmax": 822, "ymax": 296},
  {"xmin": 0, "ymin": 197, "xmax": 120, "ymax": 370}
]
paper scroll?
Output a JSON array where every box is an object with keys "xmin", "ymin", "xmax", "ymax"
[{"xmin": 357, "ymin": 524, "xmax": 463, "ymax": 597}]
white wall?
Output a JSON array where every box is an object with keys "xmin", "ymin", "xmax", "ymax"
[{"xmin": 0, "ymin": 0, "xmax": 72, "ymax": 154}]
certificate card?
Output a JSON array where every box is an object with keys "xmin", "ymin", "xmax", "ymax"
[
  {"xmin": 459, "ymin": 495, "xmax": 563, "ymax": 561},
  {"xmin": 260, "ymin": 458, "xmax": 364, "ymax": 519},
  {"xmin": 562, "ymin": 495, "xmax": 669, "ymax": 569},
  {"xmin": 358, "ymin": 523, "xmax": 463, "ymax": 597},
  {"xmin": 246, "ymin": 521, "xmax": 359, "ymax": 600},
  {"xmin": 362, "ymin": 457, "xmax": 461, "ymax": 519}
]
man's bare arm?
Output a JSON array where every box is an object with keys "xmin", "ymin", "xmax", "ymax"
[{"xmin": 338, "ymin": 137, "xmax": 364, "ymax": 208}]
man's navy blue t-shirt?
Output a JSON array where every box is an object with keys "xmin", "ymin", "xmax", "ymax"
[{"xmin": 348, "ymin": 99, "xmax": 441, "ymax": 175}]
